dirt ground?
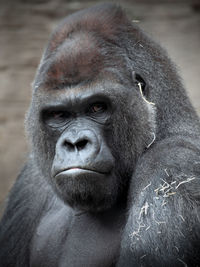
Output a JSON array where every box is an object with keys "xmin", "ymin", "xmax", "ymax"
[{"xmin": 0, "ymin": 0, "xmax": 200, "ymax": 215}]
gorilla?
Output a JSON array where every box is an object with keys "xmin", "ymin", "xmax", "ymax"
[{"xmin": 0, "ymin": 3, "xmax": 200, "ymax": 267}]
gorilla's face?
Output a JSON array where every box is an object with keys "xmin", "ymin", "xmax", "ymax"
[
  {"xmin": 43, "ymin": 81, "xmax": 118, "ymax": 212},
  {"xmin": 27, "ymin": 74, "xmax": 153, "ymax": 212}
]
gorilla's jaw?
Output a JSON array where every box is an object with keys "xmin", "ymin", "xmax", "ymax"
[{"xmin": 51, "ymin": 170, "xmax": 120, "ymax": 212}]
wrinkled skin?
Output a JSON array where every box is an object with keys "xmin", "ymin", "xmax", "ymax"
[{"xmin": 0, "ymin": 3, "xmax": 200, "ymax": 267}]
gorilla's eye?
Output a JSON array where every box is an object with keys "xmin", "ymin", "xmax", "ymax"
[
  {"xmin": 51, "ymin": 111, "xmax": 65, "ymax": 119},
  {"xmin": 90, "ymin": 103, "xmax": 107, "ymax": 113},
  {"xmin": 43, "ymin": 110, "xmax": 70, "ymax": 128},
  {"xmin": 47, "ymin": 110, "xmax": 68, "ymax": 120}
]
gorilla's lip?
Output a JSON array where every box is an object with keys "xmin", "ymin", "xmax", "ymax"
[{"xmin": 54, "ymin": 167, "xmax": 108, "ymax": 177}]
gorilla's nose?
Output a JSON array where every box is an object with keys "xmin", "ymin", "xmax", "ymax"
[
  {"xmin": 64, "ymin": 137, "xmax": 89, "ymax": 152},
  {"xmin": 61, "ymin": 129, "xmax": 100, "ymax": 158}
]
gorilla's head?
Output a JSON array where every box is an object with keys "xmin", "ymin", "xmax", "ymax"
[{"xmin": 25, "ymin": 3, "xmax": 156, "ymax": 212}]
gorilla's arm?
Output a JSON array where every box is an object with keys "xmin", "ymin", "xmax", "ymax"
[
  {"xmin": 118, "ymin": 135, "xmax": 200, "ymax": 266},
  {"xmin": 0, "ymin": 159, "xmax": 51, "ymax": 267}
]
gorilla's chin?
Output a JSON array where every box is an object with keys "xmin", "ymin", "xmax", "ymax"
[{"xmin": 53, "ymin": 170, "xmax": 118, "ymax": 212}]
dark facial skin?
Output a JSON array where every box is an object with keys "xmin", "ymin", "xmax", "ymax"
[{"xmin": 43, "ymin": 87, "xmax": 116, "ymax": 211}]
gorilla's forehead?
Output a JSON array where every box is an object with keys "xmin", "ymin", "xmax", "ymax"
[
  {"xmin": 35, "ymin": 30, "xmax": 127, "ymax": 91},
  {"xmin": 44, "ymin": 32, "xmax": 104, "ymax": 89}
]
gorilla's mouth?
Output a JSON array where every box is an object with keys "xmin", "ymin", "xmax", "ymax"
[{"xmin": 54, "ymin": 167, "xmax": 108, "ymax": 179}]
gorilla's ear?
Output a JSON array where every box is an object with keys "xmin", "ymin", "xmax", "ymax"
[{"xmin": 131, "ymin": 71, "xmax": 148, "ymax": 97}]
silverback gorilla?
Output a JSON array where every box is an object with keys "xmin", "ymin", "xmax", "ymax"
[{"xmin": 1, "ymin": 3, "xmax": 200, "ymax": 267}]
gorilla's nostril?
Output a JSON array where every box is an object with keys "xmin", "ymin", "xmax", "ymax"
[
  {"xmin": 64, "ymin": 141, "xmax": 75, "ymax": 151},
  {"xmin": 76, "ymin": 140, "xmax": 88, "ymax": 151},
  {"xmin": 63, "ymin": 139, "xmax": 89, "ymax": 152}
]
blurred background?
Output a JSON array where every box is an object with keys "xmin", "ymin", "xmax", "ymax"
[{"xmin": 0, "ymin": 0, "xmax": 200, "ymax": 215}]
